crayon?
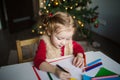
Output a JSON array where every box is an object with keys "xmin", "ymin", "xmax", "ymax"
[
  {"xmin": 70, "ymin": 77, "xmax": 77, "ymax": 80},
  {"xmin": 92, "ymin": 75, "xmax": 119, "ymax": 80},
  {"xmin": 84, "ymin": 62, "xmax": 102, "ymax": 72},
  {"xmin": 47, "ymin": 72, "xmax": 53, "ymax": 80},
  {"xmin": 87, "ymin": 59, "xmax": 101, "ymax": 66}
]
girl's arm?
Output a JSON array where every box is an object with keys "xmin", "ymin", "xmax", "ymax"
[
  {"xmin": 34, "ymin": 39, "xmax": 46, "ymax": 70},
  {"xmin": 72, "ymin": 40, "xmax": 85, "ymax": 56},
  {"xmin": 72, "ymin": 40, "xmax": 85, "ymax": 67},
  {"xmin": 39, "ymin": 61, "xmax": 56, "ymax": 73}
]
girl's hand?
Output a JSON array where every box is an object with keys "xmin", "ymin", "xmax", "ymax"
[
  {"xmin": 55, "ymin": 66, "xmax": 71, "ymax": 80},
  {"xmin": 72, "ymin": 53, "xmax": 84, "ymax": 68}
]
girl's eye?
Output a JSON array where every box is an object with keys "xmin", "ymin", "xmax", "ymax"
[
  {"xmin": 66, "ymin": 38, "xmax": 70, "ymax": 40},
  {"xmin": 57, "ymin": 37, "xmax": 62, "ymax": 40}
]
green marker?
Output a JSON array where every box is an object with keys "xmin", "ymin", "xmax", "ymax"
[{"xmin": 47, "ymin": 72, "xmax": 53, "ymax": 80}]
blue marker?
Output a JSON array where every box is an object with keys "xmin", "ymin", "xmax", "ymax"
[{"xmin": 87, "ymin": 58, "xmax": 102, "ymax": 66}]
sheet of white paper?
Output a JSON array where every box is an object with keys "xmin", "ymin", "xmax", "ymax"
[
  {"xmin": 35, "ymin": 56, "xmax": 83, "ymax": 80},
  {"xmin": 50, "ymin": 56, "xmax": 83, "ymax": 80}
]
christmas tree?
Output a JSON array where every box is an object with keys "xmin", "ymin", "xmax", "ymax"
[{"xmin": 32, "ymin": 0, "xmax": 99, "ymax": 40}]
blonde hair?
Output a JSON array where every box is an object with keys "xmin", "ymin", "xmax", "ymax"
[
  {"xmin": 46, "ymin": 12, "xmax": 76, "ymax": 35},
  {"xmin": 36, "ymin": 11, "xmax": 76, "ymax": 35}
]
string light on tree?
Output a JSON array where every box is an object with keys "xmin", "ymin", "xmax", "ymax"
[
  {"xmin": 54, "ymin": 0, "xmax": 59, "ymax": 6},
  {"xmin": 70, "ymin": 6, "xmax": 73, "ymax": 9}
]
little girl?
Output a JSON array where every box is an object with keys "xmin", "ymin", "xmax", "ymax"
[{"xmin": 34, "ymin": 11, "xmax": 85, "ymax": 80}]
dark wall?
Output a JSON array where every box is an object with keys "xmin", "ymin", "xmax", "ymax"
[
  {"xmin": 91, "ymin": 0, "xmax": 120, "ymax": 45},
  {"xmin": 0, "ymin": 0, "xmax": 39, "ymax": 33}
]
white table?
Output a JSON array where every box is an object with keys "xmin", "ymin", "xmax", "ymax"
[
  {"xmin": 0, "ymin": 51, "xmax": 120, "ymax": 80},
  {"xmin": 0, "ymin": 62, "xmax": 37, "ymax": 80}
]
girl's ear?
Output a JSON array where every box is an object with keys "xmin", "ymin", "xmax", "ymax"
[{"xmin": 46, "ymin": 30, "xmax": 51, "ymax": 36}]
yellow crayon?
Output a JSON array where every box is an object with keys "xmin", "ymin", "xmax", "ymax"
[{"xmin": 70, "ymin": 78, "xmax": 77, "ymax": 80}]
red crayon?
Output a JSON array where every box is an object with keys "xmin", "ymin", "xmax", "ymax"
[{"xmin": 84, "ymin": 62, "xmax": 102, "ymax": 72}]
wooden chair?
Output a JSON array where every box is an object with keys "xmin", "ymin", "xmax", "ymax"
[{"xmin": 16, "ymin": 37, "xmax": 39, "ymax": 63}]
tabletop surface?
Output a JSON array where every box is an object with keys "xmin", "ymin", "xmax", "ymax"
[{"xmin": 0, "ymin": 51, "xmax": 120, "ymax": 80}]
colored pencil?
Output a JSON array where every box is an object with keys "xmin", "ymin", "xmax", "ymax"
[
  {"xmin": 87, "ymin": 58, "xmax": 101, "ymax": 66},
  {"xmin": 92, "ymin": 75, "xmax": 119, "ymax": 80},
  {"xmin": 56, "ymin": 64, "xmax": 69, "ymax": 73},
  {"xmin": 84, "ymin": 62, "xmax": 102, "ymax": 72},
  {"xmin": 47, "ymin": 72, "xmax": 53, "ymax": 80}
]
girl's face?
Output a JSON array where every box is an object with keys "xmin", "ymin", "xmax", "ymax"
[{"xmin": 50, "ymin": 30, "xmax": 74, "ymax": 49}]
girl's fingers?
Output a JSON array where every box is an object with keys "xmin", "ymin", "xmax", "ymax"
[
  {"xmin": 79, "ymin": 58, "xmax": 84, "ymax": 67},
  {"xmin": 73, "ymin": 57, "xmax": 84, "ymax": 67},
  {"xmin": 60, "ymin": 72, "xmax": 71, "ymax": 80},
  {"xmin": 76, "ymin": 58, "xmax": 82, "ymax": 66},
  {"xmin": 78, "ymin": 59, "xmax": 84, "ymax": 68},
  {"xmin": 78, "ymin": 58, "xmax": 84, "ymax": 68},
  {"xmin": 72, "ymin": 57, "xmax": 77, "ymax": 65}
]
